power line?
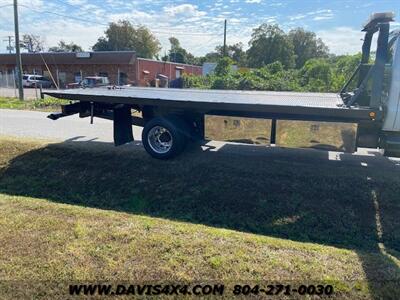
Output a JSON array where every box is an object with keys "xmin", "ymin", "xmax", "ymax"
[
  {"xmin": 17, "ymin": 4, "xmax": 220, "ymax": 37},
  {"xmin": 49, "ymin": 0, "xmax": 80, "ymax": 9},
  {"xmin": 8, "ymin": 2, "xmax": 224, "ymax": 56},
  {"xmin": 48, "ymin": 0, "xmax": 215, "ymax": 35},
  {"xmin": 18, "ymin": 4, "xmax": 108, "ymax": 25}
]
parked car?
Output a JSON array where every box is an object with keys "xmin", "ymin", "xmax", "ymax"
[
  {"xmin": 67, "ymin": 76, "xmax": 110, "ymax": 89},
  {"xmin": 22, "ymin": 74, "xmax": 53, "ymax": 88}
]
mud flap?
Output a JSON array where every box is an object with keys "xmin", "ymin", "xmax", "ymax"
[
  {"xmin": 113, "ymin": 105, "xmax": 133, "ymax": 146},
  {"xmin": 381, "ymin": 132, "xmax": 400, "ymax": 157},
  {"xmin": 356, "ymin": 122, "xmax": 380, "ymax": 148}
]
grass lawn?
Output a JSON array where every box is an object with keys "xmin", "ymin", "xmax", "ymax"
[
  {"xmin": 0, "ymin": 96, "xmax": 69, "ymax": 111},
  {"xmin": 0, "ymin": 137, "xmax": 399, "ymax": 299}
]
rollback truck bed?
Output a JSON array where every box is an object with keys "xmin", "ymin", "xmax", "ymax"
[{"xmin": 44, "ymin": 12, "xmax": 400, "ymax": 159}]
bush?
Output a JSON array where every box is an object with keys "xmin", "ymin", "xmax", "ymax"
[
  {"xmin": 211, "ymin": 74, "xmax": 239, "ymax": 90},
  {"xmin": 182, "ymin": 54, "xmax": 361, "ymax": 93},
  {"xmin": 182, "ymin": 73, "xmax": 211, "ymax": 89},
  {"xmin": 214, "ymin": 57, "xmax": 235, "ymax": 77}
]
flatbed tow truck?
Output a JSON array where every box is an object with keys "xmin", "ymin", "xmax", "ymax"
[{"xmin": 44, "ymin": 13, "xmax": 400, "ymax": 159}]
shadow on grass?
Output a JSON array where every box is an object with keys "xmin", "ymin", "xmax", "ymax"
[{"xmin": 0, "ymin": 138, "xmax": 399, "ymax": 298}]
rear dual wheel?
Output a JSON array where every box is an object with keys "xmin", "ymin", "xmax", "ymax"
[{"xmin": 142, "ymin": 116, "xmax": 188, "ymax": 159}]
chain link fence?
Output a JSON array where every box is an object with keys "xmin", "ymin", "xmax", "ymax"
[
  {"xmin": 0, "ymin": 71, "xmax": 40, "ymax": 99},
  {"xmin": 0, "ymin": 71, "xmax": 17, "ymax": 97}
]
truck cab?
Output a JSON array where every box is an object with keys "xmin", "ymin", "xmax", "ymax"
[
  {"xmin": 381, "ymin": 28, "xmax": 400, "ymax": 155},
  {"xmin": 338, "ymin": 12, "xmax": 400, "ymax": 156}
]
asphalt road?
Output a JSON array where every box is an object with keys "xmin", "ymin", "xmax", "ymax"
[
  {"xmin": 1, "ymin": 109, "xmax": 399, "ymax": 168},
  {"xmin": 0, "ymin": 109, "xmax": 142, "ymax": 143}
]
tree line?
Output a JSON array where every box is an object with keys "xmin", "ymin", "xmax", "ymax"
[
  {"xmin": 89, "ymin": 20, "xmax": 331, "ymax": 70},
  {"xmin": 20, "ymin": 20, "xmax": 330, "ymax": 70}
]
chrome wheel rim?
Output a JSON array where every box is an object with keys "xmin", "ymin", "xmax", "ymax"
[{"xmin": 147, "ymin": 126, "xmax": 173, "ymax": 154}]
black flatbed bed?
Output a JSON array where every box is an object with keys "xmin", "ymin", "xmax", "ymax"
[{"xmin": 44, "ymin": 87, "xmax": 376, "ymax": 122}]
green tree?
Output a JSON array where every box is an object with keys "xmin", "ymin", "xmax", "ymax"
[
  {"xmin": 92, "ymin": 21, "xmax": 161, "ymax": 58},
  {"xmin": 288, "ymin": 28, "xmax": 329, "ymax": 68},
  {"xmin": 201, "ymin": 43, "xmax": 247, "ymax": 66},
  {"xmin": 166, "ymin": 37, "xmax": 185, "ymax": 63},
  {"xmin": 209, "ymin": 57, "xmax": 239, "ymax": 90},
  {"xmin": 49, "ymin": 40, "xmax": 83, "ymax": 52},
  {"xmin": 300, "ymin": 59, "xmax": 333, "ymax": 92},
  {"xmin": 334, "ymin": 53, "xmax": 362, "ymax": 79},
  {"xmin": 215, "ymin": 43, "xmax": 247, "ymax": 66},
  {"xmin": 331, "ymin": 53, "xmax": 362, "ymax": 90},
  {"xmin": 214, "ymin": 57, "xmax": 234, "ymax": 76},
  {"xmin": 247, "ymin": 24, "xmax": 295, "ymax": 69},
  {"xmin": 169, "ymin": 37, "xmax": 180, "ymax": 52},
  {"xmin": 162, "ymin": 37, "xmax": 201, "ymax": 65},
  {"xmin": 164, "ymin": 37, "xmax": 188, "ymax": 63},
  {"xmin": 264, "ymin": 61, "xmax": 284, "ymax": 74},
  {"xmin": 21, "ymin": 34, "xmax": 44, "ymax": 52},
  {"xmin": 199, "ymin": 52, "xmax": 220, "ymax": 64}
]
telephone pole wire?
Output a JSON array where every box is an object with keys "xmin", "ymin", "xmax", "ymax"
[{"xmin": 14, "ymin": 0, "xmax": 24, "ymax": 100}]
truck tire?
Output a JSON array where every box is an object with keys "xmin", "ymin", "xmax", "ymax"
[{"xmin": 142, "ymin": 116, "xmax": 188, "ymax": 159}]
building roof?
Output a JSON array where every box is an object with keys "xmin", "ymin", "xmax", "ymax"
[
  {"xmin": 0, "ymin": 51, "xmax": 136, "ymax": 66},
  {"xmin": 137, "ymin": 57, "xmax": 202, "ymax": 68}
]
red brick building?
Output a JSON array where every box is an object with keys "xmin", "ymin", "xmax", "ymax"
[{"xmin": 0, "ymin": 51, "xmax": 202, "ymax": 88}]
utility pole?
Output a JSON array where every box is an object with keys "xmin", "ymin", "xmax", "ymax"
[
  {"xmin": 223, "ymin": 19, "xmax": 227, "ymax": 57},
  {"xmin": 3, "ymin": 36, "xmax": 14, "ymax": 53},
  {"xmin": 13, "ymin": 0, "xmax": 24, "ymax": 100}
]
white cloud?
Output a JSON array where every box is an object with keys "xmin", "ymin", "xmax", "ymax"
[
  {"xmin": 1, "ymin": 0, "xmax": 365, "ymax": 58},
  {"xmin": 313, "ymin": 15, "xmax": 333, "ymax": 21},
  {"xmin": 32, "ymin": 19, "xmax": 104, "ymax": 51},
  {"xmin": 290, "ymin": 9, "xmax": 334, "ymax": 22},
  {"xmin": 19, "ymin": 0, "xmax": 44, "ymax": 6},
  {"xmin": 67, "ymin": 0, "xmax": 87, "ymax": 5},
  {"xmin": 164, "ymin": 4, "xmax": 206, "ymax": 17},
  {"xmin": 0, "ymin": 0, "xmax": 233, "ymax": 55},
  {"xmin": 317, "ymin": 27, "xmax": 377, "ymax": 55},
  {"xmin": 264, "ymin": 16, "xmax": 277, "ymax": 23},
  {"xmin": 312, "ymin": 11, "xmax": 334, "ymax": 21},
  {"xmin": 290, "ymin": 14, "xmax": 306, "ymax": 21},
  {"xmin": 109, "ymin": 10, "xmax": 154, "ymax": 23},
  {"xmin": 308, "ymin": 9, "xmax": 332, "ymax": 15},
  {"xmin": 270, "ymin": 2, "xmax": 284, "ymax": 7}
]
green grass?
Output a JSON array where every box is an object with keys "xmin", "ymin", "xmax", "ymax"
[
  {"xmin": 0, "ymin": 137, "xmax": 399, "ymax": 299},
  {"xmin": 0, "ymin": 97, "xmax": 69, "ymax": 111}
]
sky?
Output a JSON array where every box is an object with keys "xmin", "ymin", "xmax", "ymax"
[{"xmin": 1, "ymin": 0, "xmax": 400, "ymax": 56}]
